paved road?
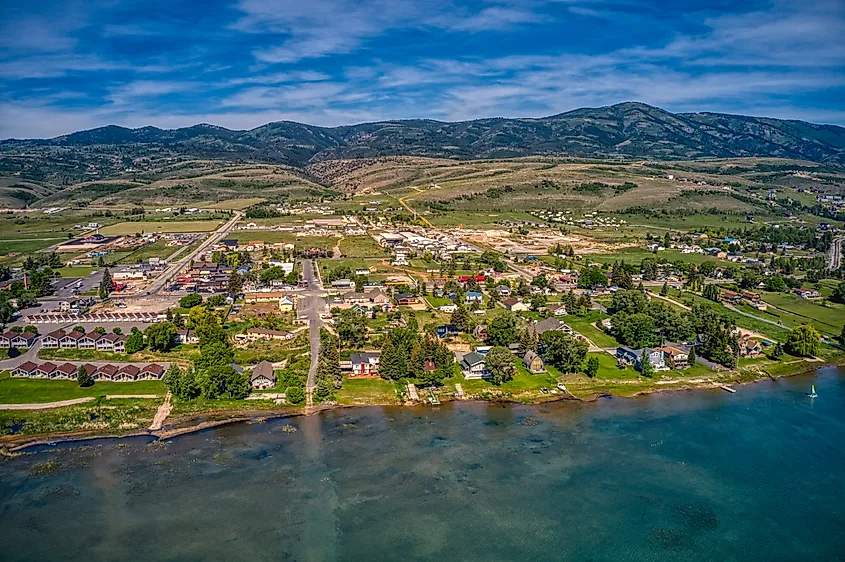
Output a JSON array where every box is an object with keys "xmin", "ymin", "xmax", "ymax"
[
  {"xmin": 132, "ymin": 210, "xmax": 243, "ymax": 297},
  {"xmin": 829, "ymin": 236, "xmax": 844, "ymax": 271},
  {"xmin": 299, "ymin": 259, "xmax": 325, "ymax": 402}
]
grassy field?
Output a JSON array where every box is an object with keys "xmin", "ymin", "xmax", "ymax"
[
  {"xmin": 0, "ymin": 371, "xmax": 166, "ymax": 404},
  {"xmin": 0, "ymin": 238, "xmax": 65, "ymax": 256},
  {"xmin": 339, "ymin": 236, "xmax": 385, "ymax": 258},
  {"xmin": 0, "ymin": 398, "xmax": 162, "ymax": 437},
  {"xmin": 117, "ymin": 238, "xmax": 185, "ymax": 263},
  {"xmin": 55, "ymin": 266, "xmax": 99, "ymax": 277},
  {"xmin": 336, "ymin": 378, "xmax": 399, "ymax": 405},
  {"xmin": 751, "ymin": 292, "xmax": 845, "ymax": 337},
  {"xmin": 99, "ymin": 220, "xmax": 222, "ymax": 235}
]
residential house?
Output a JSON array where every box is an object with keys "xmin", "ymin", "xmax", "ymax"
[
  {"xmin": 238, "ymin": 328, "xmax": 295, "ymax": 343},
  {"xmin": 137, "ymin": 364, "xmax": 162, "ymax": 380},
  {"xmin": 34, "ymin": 362, "xmax": 58, "ymax": 378},
  {"xmin": 659, "ymin": 346, "xmax": 690, "ymax": 368},
  {"xmin": 11, "ymin": 361, "xmax": 38, "ymax": 377},
  {"xmin": 795, "ymin": 288, "xmax": 821, "ymax": 299},
  {"xmin": 459, "ymin": 351, "xmax": 489, "ymax": 379},
  {"xmin": 546, "ymin": 303, "xmax": 567, "ymax": 316},
  {"xmin": 436, "ymin": 324, "xmax": 459, "ymax": 339},
  {"xmin": 60, "ymin": 331, "xmax": 84, "ymax": 348},
  {"xmin": 523, "ymin": 351, "xmax": 544, "ymax": 373},
  {"xmin": 529, "ymin": 318, "xmax": 572, "ymax": 338},
  {"xmin": 350, "ymin": 352, "xmax": 380, "ymax": 376},
  {"xmin": 42, "ymin": 330, "xmax": 63, "ymax": 349},
  {"xmin": 331, "ymin": 279, "xmax": 355, "ymax": 290},
  {"xmin": 738, "ymin": 336, "xmax": 763, "ymax": 358},
  {"xmin": 55, "ymin": 363, "xmax": 77, "ymax": 380},
  {"xmin": 250, "ymin": 361, "xmax": 277, "ymax": 389},
  {"xmin": 115, "ymin": 364, "xmax": 140, "ymax": 382},
  {"xmin": 96, "ymin": 332, "xmax": 121, "ymax": 351},
  {"xmin": 502, "ymin": 298, "xmax": 529, "ymax": 312},
  {"xmin": 278, "ymin": 295, "xmax": 296, "ymax": 312},
  {"xmin": 5, "ymin": 331, "xmax": 37, "ymax": 349},
  {"xmin": 495, "ymin": 285, "xmax": 512, "ymax": 297},
  {"xmin": 616, "ymin": 347, "xmax": 666, "ymax": 371},
  {"xmin": 175, "ymin": 329, "xmax": 200, "ymax": 345},
  {"xmin": 78, "ymin": 333, "xmax": 100, "ymax": 349},
  {"xmin": 93, "ymin": 364, "xmax": 118, "ymax": 381},
  {"xmin": 466, "ymin": 291, "xmax": 483, "ymax": 304},
  {"xmin": 473, "ymin": 324, "xmax": 488, "ymax": 340},
  {"xmin": 395, "ymin": 293, "xmax": 417, "ymax": 305}
]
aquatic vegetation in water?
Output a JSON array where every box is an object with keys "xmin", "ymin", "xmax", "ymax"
[
  {"xmin": 28, "ymin": 459, "xmax": 61, "ymax": 476},
  {"xmin": 280, "ymin": 424, "xmax": 298, "ymax": 433}
]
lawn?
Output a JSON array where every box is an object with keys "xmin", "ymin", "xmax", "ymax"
[
  {"xmin": 336, "ymin": 378, "xmax": 399, "ymax": 405},
  {"xmin": 55, "ymin": 266, "xmax": 99, "ymax": 277},
  {"xmin": 99, "ymin": 220, "xmax": 222, "ymax": 235},
  {"xmin": 0, "ymin": 371, "xmax": 166, "ymax": 404},
  {"xmin": 0, "ymin": 238, "xmax": 64, "ymax": 256},
  {"xmin": 565, "ymin": 312, "xmax": 619, "ymax": 348},
  {"xmin": 339, "ymin": 236, "xmax": 385, "ymax": 258}
]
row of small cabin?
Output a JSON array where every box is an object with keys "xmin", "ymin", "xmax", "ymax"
[
  {"xmin": 11, "ymin": 361, "xmax": 165, "ymax": 381},
  {"xmin": 0, "ymin": 331, "xmax": 38, "ymax": 348},
  {"xmin": 40, "ymin": 330, "xmax": 129, "ymax": 353}
]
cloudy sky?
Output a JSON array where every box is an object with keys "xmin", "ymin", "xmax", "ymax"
[{"xmin": 1, "ymin": 0, "xmax": 843, "ymax": 138}]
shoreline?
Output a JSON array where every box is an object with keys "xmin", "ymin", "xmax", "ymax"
[{"xmin": 3, "ymin": 359, "xmax": 842, "ymax": 453}]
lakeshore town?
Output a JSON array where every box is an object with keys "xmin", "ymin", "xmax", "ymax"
[{"xmin": 0, "ymin": 199, "xmax": 843, "ymax": 438}]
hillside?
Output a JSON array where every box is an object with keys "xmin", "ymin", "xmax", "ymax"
[{"xmin": 2, "ymin": 103, "xmax": 844, "ymax": 174}]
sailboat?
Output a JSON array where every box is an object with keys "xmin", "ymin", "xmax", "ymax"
[{"xmin": 808, "ymin": 385, "xmax": 818, "ymax": 398}]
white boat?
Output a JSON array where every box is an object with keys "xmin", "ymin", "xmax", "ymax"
[{"xmin": 808, "ymin": 385, "xmax": 818, "ymax": 398}]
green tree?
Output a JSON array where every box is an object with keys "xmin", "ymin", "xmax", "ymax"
[
  {"xmin": 227, "ymin": 271, "xmax": 243, "ymax": 295},
  {"xmin": 378, "ymin": 333, "xmax": 408, "ymax": 380},
  {"xmin": 640, "ymin": 352, "xmax": 654, "ymax": 377},
  {"xmin": 485, "ymin": 346, "xmax": 515, "ymax": 385},
  {"xmin": 584, "ymin": 355, "xmax": 599, "ymax": 378},
  {"xmin": 659, "ymin": 282, "xmax": 669, "ymax": 296},
  {"xmin": 99, "ymin": 268, "xmax": 113, "ymax": 299},
  {"xmin": 578, "ymin": 267, "xmax": 608, "ymax": 288},
  {"xmin": 77, "ymin": 365, "xmax": 93, "ymax": 387},
  {"xmin": 830, "ymin": 282, "xmax": 845, "ymax": 304},
  {"xmin": 450, "ymin": 306, "xmax": 474, "ymax": 333},
  {"xmin": 195, "ymin": 341, "xmax": 235, "ymax": 370},
  {"xmin": 530, "ymin": 294, "xmax": 547, "ymax": 311},
  {"xmin": 771, "ymin": 342, "xmax": 784, "ymax": 360},
  {"xmin": 335, "ymin": 309, "xmax": 368, "ymax": 349},
  {"xmin": 703, "ymin": 283, "xmax": 721, "ymax": 302},
  {"xmin": 179, "ymin": 293, "xmax": 203, "ymax": 308},
  {"xmin": 144, "ymin": 322, "xmax": 177, "ymax": 352},
  {"xmin": 608, "ymin": 289, "xmax": 648, "ymax": 315},
  {"xmin": 786, "ymin": 324, "xmax": 820, "ymax": 357},
  {"xmin": 541, "ymin": 332, "xmax": 588, "ymax": 373},
  {"xmin": 125, "ymin": 330, "xmax": 145, "ymax": 353},
  {"xmin": 487, "ymin": 311, "xmax": 518, "ymax": 347},
  {"xmin": 611, "ymin": 312, "xmax": 657, "ymax": 348},
  {"xmin": 838, "ymin": 324, "xmax": 845, "ymax": 346},
  {"xmin": 286, "ymin": 385, "xmax": 305, "ymax": 404}
]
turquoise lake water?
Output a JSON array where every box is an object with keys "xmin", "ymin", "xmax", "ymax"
[{"xmin": 1, "ymin": 367, "xmax": 844, "ymax": 561}]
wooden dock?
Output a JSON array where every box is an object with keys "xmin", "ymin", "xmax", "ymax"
[
  {"xmin": 407, "ymin": 383, "xmax": 419, "ymax": 401},
  {"xmin": 428, "ymin": 389, "xmax": 441, "ymax": 405},
  {"xmin": 455, "ymin": 384, "xmax": 465, "ymax": 399},
  {"xmin": 716, "ymin": 384, "xmax": 736, "ymax": 393}
]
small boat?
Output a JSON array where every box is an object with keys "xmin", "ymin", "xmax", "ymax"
[{"xmin": 808, "ymin": 385, "xmax": 818, "ymax": 398}]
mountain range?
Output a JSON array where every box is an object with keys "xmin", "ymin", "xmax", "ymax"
[{"xmin": 4, "ymin": 102, "xmax": 845, "ymax": 167}]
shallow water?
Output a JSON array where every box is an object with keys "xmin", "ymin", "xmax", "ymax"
[{"xmin": 1, "ymin": 367, "xmax": 844, "ymax": 561}]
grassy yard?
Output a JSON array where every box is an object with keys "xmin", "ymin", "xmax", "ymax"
[
  {"xmin": 99, "ymin": 220, "xmax": 222, "ymax": 235},
  {"xmin": 336, "ymin": 378, "xmax": 399, "ymax": 405},
  {"xmin": 339, "ymin": 236, "xmax": 385, "ymax": 258},
  {"xmin": 0, "ymin": 371, "xmax": 166, "ymax": 404},
  {"xmin": 565, "ymin": 312, "xmax": 619, "ymax": 347}
]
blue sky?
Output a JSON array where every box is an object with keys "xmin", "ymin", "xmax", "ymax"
[{"xmin": 0, "ymin": 0, "xmax": 843, "ymax": 138}]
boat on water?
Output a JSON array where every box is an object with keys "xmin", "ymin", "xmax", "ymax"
[{"xmin": 808, "ymin": 385, "xmax": 818, "ymax": 398}]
